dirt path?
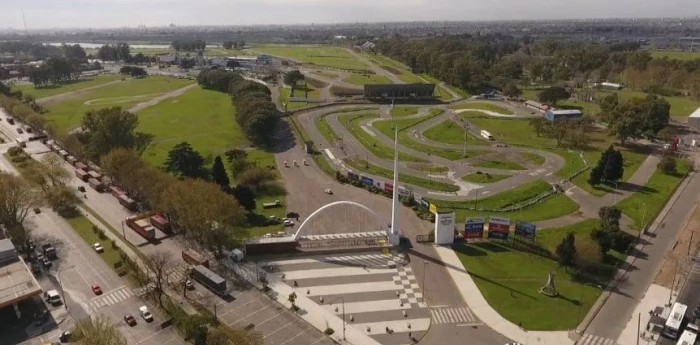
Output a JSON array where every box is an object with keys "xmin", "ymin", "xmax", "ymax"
[
  {"xmin": 37, "ymin": 79, "xmax": 124, "ymax": 104},
  {"xmin": 127, "ymin": 83, "xmax": 197, "ymax": 113}
]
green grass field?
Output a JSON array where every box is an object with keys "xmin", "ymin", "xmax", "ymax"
[
  {"xmin": 422, "ymin": 120, "xmax": 488, "ymax": 146},
  {"xmin": 67, "ymin": 215, "xmax": 124, "ymax": 269},
  {"xmin": 617, "ymin": 161, "xmax": 690, "ymax": 230},
  {"xmin": 649, "ymin": 51, "xmax": 700, "ymax": 61},
  {"xmin": 536, "ymin": 219, "xmax": 627, "ymax": 265},
  {"xmin": 345, "ymin": 159, "xmax": 458, "ymax": 192},
  {"xmin": 455, "ymin": 242, "xmax": 602, "ymax": 330},
  {"xmin": 429, "ymin": 180, "xmax": 580, "ymax": 222},
  {"xmin": 253, "ymin": 45, "xmax": 368, "ymax": 70},
  {"xmin": 11, "ymin": 74, "xmax": 123, "ymax": 100},
  {"xmin": 42, "ymin": 76, "xmax": 194, "ymax": 133},
  {"xmin": 372, "ymin": 110, "xmax": 441, "ymax": 139},
  {"xmin": 472, "ymin": 159, "xmax": 527, "ymax": 171},
  {"xmin": 313, "ymin": 70, "xmax": 339, "ymax": 79},
  {"xmin": 450, "ymin": 102, "xmax": 513, "ymax": 115},
  {"xmin": 521, "ymin": 152, "xmax": 547, "ymax": 166},
  {"xmin": 390, "ymin": 106, "xmax": 419, "ymax": 117},
  {"xmin": 360, "ymin": 52, "xmax": 426, "ymax": 84},
  {"xmin": 279, "ymin": 84, "xmax": 321, "ymax": 110},
  {"xmin": 343, "ymin": 73, "xmax": 392, "ymax": 85},
  {"xmin": 339, "ymin": 113, "xmax": 427, "ymax": 162},
  {"xmin": 461, "ymin": 173, "xmax": 510, "ymax": 184}
]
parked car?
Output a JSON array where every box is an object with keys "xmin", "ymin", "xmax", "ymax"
[
  {"xmin": 324, "ymin": 188, "xmax": 333, "ymax": 195},
  {"xmin": 42, "ymin": 258, "xmax": 52, "ymax": 268},
  {"xmin": 91, "ymin": 284, "xmax": 102, "ymax": 295},
  {"xmin": 93, "ymin": 243, "xmax": 104, "ymax": 253},
  {"xmin": 185, "ymin": 279, "xmax": 194, "ymax": 290},
  {"xmin": 16, "ymin": 128, "xmax": 23, "ymax": 134},
  {"xmin": 59, "ymin": 331, "xmax": 72, "ymax": 342},
  {"xmin": 124, "ymin": 314, "xmax": 137, "ymax": 326},
  {"xmin": 139, "ymin": 306, "xmax": 153, "ymax": 322},
  {"xmin": 283, "ymin": 219, "xmax": 294, "ymax": 227}
]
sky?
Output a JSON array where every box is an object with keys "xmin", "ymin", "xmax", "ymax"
[{"xmin": 1, "ymin": 0, "xmax": 699, "ymax": 29}]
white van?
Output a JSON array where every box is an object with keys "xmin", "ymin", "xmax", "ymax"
[{"xmin": 44, "ymin": 289, "xmax": 61, "ymax": 305}]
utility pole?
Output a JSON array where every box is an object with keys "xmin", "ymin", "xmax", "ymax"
[
  {"xmin": 463, "ymin": 124, "xmax": 467, "ymax": 157},
  {"xmin": 636, "ymin": 312, "xmax": 641, "ymax": 345}
]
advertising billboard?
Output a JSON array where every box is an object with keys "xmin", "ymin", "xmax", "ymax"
[
  {"xmin": 347, "ymin": 171, "xmax": 359, "ymax": 181},
  {"xmin": 514, "ymin": 221, "xmax": 537, "ymax": 240},
  {"xmin": 419, "ymin": 199, "xmax": 430, "ymax": 210},
  {"xmin": 398, "ymin": 186, "xmax": 410, "ymax": 197},
  {"xmin": 488, "ymin": 217, "xmax": 511, "ymax": 239},
  {"xmin": 464, "ymin": 217, "xmax": 485, "ymax": 239},
  {"xmin": 384, "ymin": 182, "xmax": 394, "ymax": 194},
  {"xmin": 435, "ymin": 212, "xmax": 456, "ymax": 245},
  {"xmin": 429, "ymin": 203, "xmax": 438, "ymax": 214},
  {"xmin": 361, "ymin": 176, "xmax": 374, "ymax": 186},
  {"xmin": 374, "ymin": 180, "xmax": 385, "ymax": 190}
]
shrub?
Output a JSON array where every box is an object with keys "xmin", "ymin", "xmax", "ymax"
[
  {"xmin": 658, "ymin": 156, "xmax": 677, "ymax": 175},
  {"xmin": 324, "ymin": 328, "xmax": 335, "ymax": 335}
]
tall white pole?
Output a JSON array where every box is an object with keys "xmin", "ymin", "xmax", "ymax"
[{"xmin": 390, "ymin": 126, "xmax": 400, "ymax": 246}]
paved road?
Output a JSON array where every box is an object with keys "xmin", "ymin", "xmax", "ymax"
[
  {"xmin": 584, "ymin": 162, "xmax": 700, "ymax": 341},
  {"xmin": 658, "ymin": 255, "xmax": 700, "ymax": 345}
]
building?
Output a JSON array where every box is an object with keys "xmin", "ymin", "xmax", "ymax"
[
  {"xmin": 594, "ymin": 82, "xmax": 623, "ymax": 90},
  {"xmin": 545, "ymin": 109, "xmax": 583, "ymax": 122},
  {"xmin": 0, "ymin": 239, "xmax": 43, "ymax": 316},
  {"xmin": 524, "ymin": 100, "xmax": 549, "ymax": 113},
  {"xmin": 688, "ymin": 107, "xmax": 700, "ymax": 129},
  {"xmin": 364, "ymin": 84, "xmax": 436, "ymax": 101}
]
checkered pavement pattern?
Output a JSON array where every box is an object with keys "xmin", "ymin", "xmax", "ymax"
[
  {"xmin": 394, "ymin": 265, "xmax": 426, "ymax": 308},
  {"xmin": 324, "ymin": 253, "xmax": 406, "ymax": 269},
  {"xmin": 577, "ymin": 334, "xmax": 618, "ymax": 345}
]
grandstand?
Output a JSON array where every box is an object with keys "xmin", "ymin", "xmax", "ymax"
[{"xmin": 364, "ymin": 83, "xmax": 436, "ymax": 101}]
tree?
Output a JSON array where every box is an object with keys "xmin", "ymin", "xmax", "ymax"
[
  {"xmin": 232, "ymin": 185, "xmax": 256, "ymax": 211},
  {"xmin": 79, "ymin": 107, "xmax": 152, "ymax": 161},
  {"xmin": 602, "ymin": 149, "xmax": 624, "ymax": 182},
  {"xmin": 602, "ymin": 95, "xmax": 670, "ymax": 144},
  {"xmin": 588, "ymin": 164, "xmax": 603, "ymax": 186},
  {"xmin": 528, "ymin": 117, "xmax": 549, "ymax": 138},
  {"xmin": 575, "ymin": 238, "xmax": 604, "ymax": 271},
  {"xmin": 502, "ymin": 83, "xmax": 522, "ymax": 99},
  {"xmin": 0, "ymin": 172, "xmax": 42, "ymax": 245},
  {"xmin": 223, "ymin": 41, "xmax": 234, "ymax": 50},
  {"xmin": 164, "ymin": 142, "xmax": 208, "ymax": 179},
  {"xmin": 144, "ymin": 251, "xmax": 174, "ymax": 307},
  {"xmin": 224, "ymin": 148, "xmax": 249, "ymax": 176},
  {"xmin": 45, "ymin": 186, "xmax": 81, "ymax": 218},
  {"xmin": 555, "ymin": 232, "xmax": 577, "ymax": 270},
  {"xmin": 283, "ymin": 70, "xmax": 305, "ymax": 93},
  {"xmin": 211, "ymin": 156, "xmax": 230, "ymax": 188},
  {"xmin": 73, "ymin": 315, "xmax": 127, "ymax": 345},
  {"xmin": 658, "ymin": 156, "xmax": 677, "ymax": 175},
  {"xmin": 119, "ymin": 66, "xmax": 147, "ymax": 78},
  {"xmin": 538, "ymin": 86, "xmax": 570, "ymax": 105},
  {"xmin": 598, "ymin": 206, "xmax": 622, "ymax": 231},
  {"xmin": 237, "ymin": 166, "xmax": 275, "ymax": 190}
]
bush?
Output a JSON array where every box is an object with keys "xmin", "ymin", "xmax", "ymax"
[
  {"xmin": 11, "ymin": 155, "xmax": 28, "ymax": 163},
  {"xmin": 324, "ymin": 328, "xmax": 335, "ymax": 335},
  {"xmin": 7, "ymin": 146, "xmax": 23, "ymax": 157},
  {"xmin": 658, "ymin": 156, "xmax": 677, "ymax": 175}
]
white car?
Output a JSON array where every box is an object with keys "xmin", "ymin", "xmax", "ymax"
[
  {"xmin": 93, "ymin": 243, "xmax": 104, "ymax": 253},
  {"xmin": 139, "ymin": 306, "xmax": 153, "ymax": 322},
  {"xmin": 283, "ymin": 219, "xmax": 294, "ymax": 227},
  {"xmin": 324, "ymin": 188, "xmax": 333, "ymax": 195}
]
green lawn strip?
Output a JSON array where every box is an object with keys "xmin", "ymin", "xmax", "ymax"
[
  {"xmin": 253, "ymin": 45, "xmax": 368, "ymax": 70},
  {"xmin": 649, "ymin": 51, "xmax": 700, "ymax": 61},
  {"xmin": 423, "ymin": 120, "xmax": 488, "ymax": 146},
  {"xmin": 420, "ymin": 74, "xmax": 470, "ymax": 98},
  {"xmin": 12, "ymin": 74, "xmax": 123, "ymax": 100},
  {"xmin": 245, "ymin": 192, "xmax": 288, "ymax": 238},
  {"xmin": 317, "ymin": 114, "xmax": 341, "ymax": 142},
  {"xmin": 279, "ymin": 84, "xmax": 321, "ymax": 110},
  {"xmin": 461, "ymin": 173, "xmax": 511, "ymax": 184},
  {"xmin": 289, "ymin": 114, "xmax": 337, "ymax": 178},
  {"xmin": 66, "ymin": 215, "xmax": 124, "ymax": 269},
  {"xmin": 406, "ymin": 163, "xmax": 449, "ymax": 174},
  {"xmin": 472, "ymin": 159, "xmax": 527, "ymax": 171},
  {"xmin": 398, "ymin": 73, "xmax": 427, "ymax": 84},
  {"xmin": 343, "ymin": 73, "xmax": 392, "ymax": 85},
  {"xmin": 372, "ymin": 110, "xmax": 442, "ymax": 139},
  {"xmin": 455, "ymin": 242, "xmax": 602, "ymax": 330},
  {"xmin": 340, "ymin": 113, "xmax": 427, "ymax": 162},
  {"xmin": 344, "ymin": 159, "xmax": 458, "ymax": 192},
  {"xmin": 390, "ymin": 106, "xmax": 419, "ymax": 117},
  {"xmin": 43, "ymin": 76, "xmax": 194, "ymax": 133},
  {"xmin": 314, "ymin": 70, "xmax": 339, "ymax": 79},
  {"xmin": 617, "ymin": 162, "xmax": 690, "ymax": 230},
  {"xmin": 521, "ymin": 152, "xmax": 546, "ymax": 166},
  {"xmin": 449, "ymin": 102, "xmax": 513, "ymax": 115},
  {"xmin": 572, "ymin": 149, "xmax": 650, "ymax": 197}
]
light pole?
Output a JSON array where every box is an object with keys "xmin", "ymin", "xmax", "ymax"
[
  {"xmin": 640, "ymin": 202, "xmax": 647, "ymax": 236},
  {"xmin": 463, "ymin": 124, "xmax": 468, "ymax": 157},
  {"xmin": 422, "ymin": 261, "xmax": 428, "ymax": 303},
  {"xmin": 330, "ymin": 296, "xmax": 346, "ymax": 340},
  {"xmin": 120, "ymin": 220, "xmax": 126, "ymax": 240},
  {"xmin": 57, "ymin": 268, "xmax": 69, "ymax": 310}
]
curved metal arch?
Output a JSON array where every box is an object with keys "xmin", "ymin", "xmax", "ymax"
[{"xmin": 292, "ymin": 200, "xmax": 387, "ymax": 240}]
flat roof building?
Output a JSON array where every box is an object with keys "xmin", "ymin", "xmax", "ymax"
[
  {"xmin": 364, "ymin": 84, "xmax": 436, "ymax": 101},
  {"xmin": 0, "ymin": 239, "xmax": 43, "ymax": 314},
  {"xmin": 545, "ymin": 109, "xmax": 583, "ymax": 122}
]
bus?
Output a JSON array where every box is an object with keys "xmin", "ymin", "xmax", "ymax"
[
  {"xmin": 677, "ymin": 323, "xmax": 698, "ymax": 345},
  {"xmin": 664, "ymin": 302, "xmax": 688, "ymax": 339},
  {"xmin": 480, "ymin": 130, "xmax": 494, "ymax": 140}
]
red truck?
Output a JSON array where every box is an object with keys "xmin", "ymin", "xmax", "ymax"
[
  {"xmin": 75, "ymin": 169, "xmax": 89, "ymax": 182},
  {"xmin": 109, "ymin": 185, "xmax": 125, "ymax": 198},
  {"xmin": 182, "ymin": 249, "xmax": 209, "ymax": 268},
  {"xmin": 126, "ymin": 217, "xmax": 155, "ymax": 240},
  {"xmin": 74, "ymin": 162, "xmax": 88, "ymax": 171},
  {"xmin": 88, "ymin": 178, "xmax": 104, "ymax": 192},
  {"xmin": 118, "ymin": 194, "xmax": 137, "ymax": 212},
  {"xmin": 150, "ymin": 214, "xmax": 172, "ymax": 233}
]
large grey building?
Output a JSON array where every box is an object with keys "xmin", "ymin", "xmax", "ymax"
[{"xmin": 687, "ymin": 107, "xmax": 700, "ymax": 129}]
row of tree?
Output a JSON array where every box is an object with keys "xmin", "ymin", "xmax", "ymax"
[
  {"xmin": 197, "ymin": 69, "xmax": 279, "ymax": 145},
  {"xmin": 119, "ymin": 65, "xmax": 147, "ymax": 78},
  {"xmin": 223, "ymin": 40, "xmax": 246, "ymax": 49},
  {"xmin": 529, "ymin": 116, "xmax": 594, "ymax": 149},
  {"xmin": 96, "ymin": 43, "xmax": 132, "ymax": 62},
  {"xmin": 172, "ymin": 39, "xmax": 206, "ymax": 52},
  {"xmin": 28, "ymin": 57, "xmax": 81, "ymax": 87},
  {"xmin": 600, "ymin": 94, "xmax": 670, "ymax": 144}
]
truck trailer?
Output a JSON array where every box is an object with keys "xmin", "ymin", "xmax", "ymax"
[
  {"xmin": 126, "ymin": 217, "xmax": 156, "ymax": 240},
  {"xmin": 182, "ymin": 249, "xmax": 209, "ymax": 267},
  {"xmin": 150, "ymin": 214, "xmax": 172, "ymax": 233},
  {"xmin": 191, "ymin": 264, "xmax": 226, "ymax": 295}
]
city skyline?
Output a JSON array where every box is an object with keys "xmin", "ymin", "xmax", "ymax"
[{"xmin": 1, "ymin": 0, "xmax": 699, "ymax": 29}]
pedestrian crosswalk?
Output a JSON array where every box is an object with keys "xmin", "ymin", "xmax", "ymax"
[
  {"xmin": 89, "ymin": 286, "xmax": 133, "ymax": 311},
  {"xmin": 166, "ymin": 265, "xmax": 189, "ymax": 284},
  {"xmin": 323, "ymin": 253, "xmax": 405, "ymax": 268},
  {"xmin": 429, "ymin": 307, "xmax": 478, "ymax": 324},
  {"xmin": 577, "ymin": 334, "xmax": 618, "ymax": 345}
]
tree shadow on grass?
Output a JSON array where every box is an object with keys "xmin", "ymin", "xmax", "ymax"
[
  {"xmin": 267, "ymin": 119, "xmax": 297, "ymax": 154},
  {"xmin": 472, "ymin": 242, "xmax": 511, "ymax": 253},
  {"xmin": 616, "ymin": 182, "xmax": 657, "ymax": 194}
]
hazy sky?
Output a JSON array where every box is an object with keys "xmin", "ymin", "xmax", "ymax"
[{"xmin": 1, "ymin": 0, "xmax": 699, "ymax": 29}]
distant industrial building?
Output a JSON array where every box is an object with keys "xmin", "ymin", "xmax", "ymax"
[
  {"xmin": 688, "ymin": 107, "xmax": 700, "ymax": 129},
  {"xmin": 0, "ymin": 239, "xmax": 42, "ymax": 316},
  {"xmin": 226, "ymin": 55, "xmax": 271, "ymax": 70},
  {"xmin": 593, "ymin": 82, "xmax": 623, "ymax": 90},
  {"xmin": 364, "ymin": 84, "xmax": 436, "ymax": 101},
  {"xmin": 545, "ymin": 109, "xmax": 583, "ymax": 122}
]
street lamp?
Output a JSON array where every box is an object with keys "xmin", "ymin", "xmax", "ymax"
[
  {"xmin": 329, "ymin": 296, "xmax": 346, "ymax": 340},
  {"xmin": 120, "ymin": 220, "xmax": 126, "ymax": 240},
  {"xmin": 57, "ymin": 268, "xmax": 70, "ymax": 310},
  {"xmin": 640, "ymin": 202, "xmax": 647, "ymax": 237},
  {"xmin": 422, "ymin": 261, "xmax": 428, "ymax": 303}
]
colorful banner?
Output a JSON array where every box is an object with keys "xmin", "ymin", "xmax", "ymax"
[
  {"xmin": 419, "ymin": 199, "xmax": 430, "ymax": 210},
  {"xmin": 488, "ymin": 216, "xmax": 511, "ymax": 239},
  {"xmin": 361, "ymin": 176, "xmax": 374, "ymax": 186},
  {"xmin": 514, "ymin": 221, "xmax": 537, "ymax": 240},
  {"xmin": 464, "ymin": 217, "xmax": 485, "ymax": 239},
  {"xmin": 429, "ymin": 203, "xmax": 438, "ymax": 214},
  {"xmin": 374, "ymin": 180, "xmax": 385, "ymax": 190},
  {"xmin": 384, "ymin": 182, "xmax": 394, "ymax": 194},
  {"xmin": 347, "ymin": 172, "xmax": 359, "ymax": 181}
]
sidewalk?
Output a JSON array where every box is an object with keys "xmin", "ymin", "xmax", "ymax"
[
  {"xmin": 433, "ymin": 245, "xmax": 575, "ymax": 345},
  {"xmin": 617, "ymin": 284, "xmax": 671, "ymax": 345}
]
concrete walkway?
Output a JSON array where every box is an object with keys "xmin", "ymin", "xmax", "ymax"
[
  {"xmin": 433, "ymin": 245, "xmax": 574, "ymax": 345},
  {"xmin": 616, "ymin": 284, "xmax": 671, "ymax": 345}
]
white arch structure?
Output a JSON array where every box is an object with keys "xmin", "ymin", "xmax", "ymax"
[{"xmin": 292, "ymin": 200, "xmax": 388, "ymax": 240}]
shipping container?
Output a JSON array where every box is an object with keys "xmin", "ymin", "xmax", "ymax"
[
  {"xmin": 74, "ymin": 162, "xmax": 88, "ymax": 171},
  {"xmin": 126, "ymin": 218, "xmax": 156, "ymax": 239},
  {"xmin": 109, "ymin": 185, "xmax": 125, "ymax": 198},
  {"xmin": 87, "ymin": 171, "xmax": 102, "ymax": 180},
  {"xmin": 75, "ymin": 169, "xmax": 89, "ymax": 182},
  {"xmin": 191, "ymin": 265, "xmax": 226, "ymax": 295},
  {"xmin": 118, "ymin": 194, "xmax": 137, "ymax": 212},
  {"xmin": 182, "ymin": 249, "xmax": 209, "ymax": 267},
  {"xmin": 150, "ymin": 214, "xmax": 172, "ymax": 233}
]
